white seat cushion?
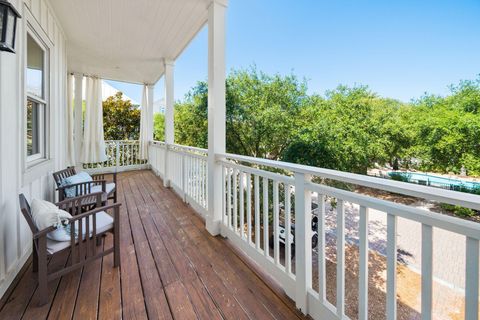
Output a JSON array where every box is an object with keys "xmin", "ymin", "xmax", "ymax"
[
  {"xmin": 91, "ymin": 183, "xmax": 116, "ymax": 196},
  {"xmin": 46, "ymin": 211, "xmax": 114, "ymax": 254}
]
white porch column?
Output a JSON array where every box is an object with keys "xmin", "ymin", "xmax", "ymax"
[
  {"xmin": 73, "ymin": 73, "xmax": 83, "ymax": 168},
  {"xmin": 206, "ymin": 0, "xmax": 227, "ymax": 235},
  {"xmin": 147, "ymin": 84, "xmax": 155, "ymax": 141},
  {"xmin": 139, "ymin": 84, "xmax": 155, "ymax": 160},
  {"xmin": 163, "ymin": 59, "xmax": 175, "ymax": 187}
]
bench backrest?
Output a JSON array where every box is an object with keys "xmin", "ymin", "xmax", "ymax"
[
  {"xmin": 52, "ymin": 167, "xmax": 77, "ymax": 188},
  {"xmin": 18, "ymin": 194, "xmax": 38, "ymax": 234}
]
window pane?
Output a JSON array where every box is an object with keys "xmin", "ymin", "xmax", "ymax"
[
  {"xmin": 26, "ymin": 34, "xmax": 44, "ymax": 98},
  {"xmin": 5, "ymin": 9, "xmax": 15, "ymax": 48},
  {"xmin": 0, "ymin": 9, "xmax": 3, "ymax": 40},
  {"xmin": 26, "ymin": 100, "xmax": 40, "ymax": 156}
]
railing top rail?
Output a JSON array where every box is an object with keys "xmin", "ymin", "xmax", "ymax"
[
  {"xmin": 217, "ymin": 152, "xmax": 480, "ymax": 211},
  {"xmin": 149, "ymin": 141, "xmax": 208, "ymax": 154},
  {"xmin": 150, "ymin": 140, "xmax": 166, "ymax": 147},
  {"xmin": 169, "ymin": 143, "xmax": 208, "ymax": 154},
  {"xmin": 218, "ymin": 159, "xmax": 295, "ymax": 185},
  {"xmin": 307, "ymin": 181, "xmax": 480, "ymax": 239},
  {"xmin": 105, "ymin": 140, "xmax": 140, "ymax": 143}
]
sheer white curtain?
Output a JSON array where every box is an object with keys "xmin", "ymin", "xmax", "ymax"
[
  {"xmin": 66, "ymin": 74, "xmax": 75, "ymax": 166},
  {"xmin": 139, "ymin": 84, "xmax": 150, "ymax": 160},
  {"xmin": 82, "ymin": 77, "xmax": 107, "ymax": 163}
]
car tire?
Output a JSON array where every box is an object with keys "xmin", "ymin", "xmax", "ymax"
[
  {"xmin": 312, "ymin": 234, "xmax": 318, "ymax": 248},
  {"xmin": 269, "ymin": 235, "xmax": 274, "ymax": 248}
]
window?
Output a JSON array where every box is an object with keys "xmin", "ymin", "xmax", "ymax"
[{"xmin": 26, "ymin": 32, "xmax": 47, "ymax": 162}]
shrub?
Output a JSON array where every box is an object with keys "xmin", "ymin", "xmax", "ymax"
[{"xmin": 440, "ymin": 203, "xmax": 477, "ymax": 218}]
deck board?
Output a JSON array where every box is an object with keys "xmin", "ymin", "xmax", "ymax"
[{"xmin": 0, "ymin": 170, "xmax": 307, "ymax": 320}]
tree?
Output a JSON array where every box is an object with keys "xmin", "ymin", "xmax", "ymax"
[
  {"xmin": 282, "ymin": 86, "xmax": 399, "ymax": 174},
  {"xmin": 408, "ymin": 77, "xmax": 480, "ymax": 174},
  {"xmin": 153, "ymin": 113, "xmax": 165, "ymax": 141},
  {"xmin": 174, "ymin": 82, "xmax": 209, "ymax": 148},
  {"xmin": 173, "ymin": 66, "xmax": 308, "ymax": 159},
  {"xmin": 115, "ymin": 67, "xmax": 480, "ymax": 177},
  {"xmin": 226, "ymin": 67, "xmax": 307, "ymax": 159},
  {"xmin": 103, "ymin": 92, "xmax": 140, "ymax": 140}
]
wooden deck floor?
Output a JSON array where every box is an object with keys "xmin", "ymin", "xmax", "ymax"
[{"xmin": 0, "ymin": 170, "xmax": 306, "ymax": 320}]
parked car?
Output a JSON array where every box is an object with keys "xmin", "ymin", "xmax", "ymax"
[{"xmin": 269, "ymin": 202, "xmax": 319, "ymax": 257}]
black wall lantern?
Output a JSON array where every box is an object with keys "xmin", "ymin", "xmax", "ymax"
[{"xmin": 0, "ymin": 0, "xmax": 21, "ymax": 53}]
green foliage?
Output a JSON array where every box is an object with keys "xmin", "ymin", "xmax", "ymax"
[
  {"xmin": 103, "ymin": 92, "xmax": 140, "ymax": 140},
  {"xmin": 282, "ymin": 86, "xmax": 402, "ymax": 174},
  {"xmin": 408, "ymin": 77, "xmax": 480, "ymax": 175},
  {"xmin": 175, "ymin": 82, "xmax": 209, "ymax": 148},
  {"xmin": 153, "ymin": 113, "xmax": 165, "ymax": 141},
  {"xmin": 103, "ymin": 67, "xmax": 480, "ymax": 180},
  {"xmin": 440, "ymin": 203, "xmax": 477, "ymax": 218},
  {"xmin": 174, "ymin": 66, "xmax": 308, "ymax": 159},
  {"xmin": 171, "ymin": 71, "xmax": 480, "ymax": 177},
  {"xmin": 225, "ymin": 67, "xmax": 307, "ymax": 159}
]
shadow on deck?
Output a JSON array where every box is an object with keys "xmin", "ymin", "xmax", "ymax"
[{"xmin": 0, "ymin": 170, "xmax": 307, "ymax": 320}]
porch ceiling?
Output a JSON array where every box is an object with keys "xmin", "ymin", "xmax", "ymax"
[{"xmin": 49, "ymin": 0, "xmax": 211, "ymax": 84}]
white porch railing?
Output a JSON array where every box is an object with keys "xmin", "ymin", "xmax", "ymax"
[
  {"xmin": 83, "ymin": 140, "xmax": 148, "ymax": 172},
  {"xmin": 218, "ymin": 153, "xmax": 480, "ymax": 320},
  {"xmin": 148, "ymin": 141, "xmax": 480, "ymax": 320},
  {"xmin": 149, "ymin": 141, "xmax": 208, "ymax": 216}
]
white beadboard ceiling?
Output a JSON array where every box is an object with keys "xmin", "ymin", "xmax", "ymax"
[{"xmin": 49, "ymin": 0, "xmax": 211, "ymax": 84}]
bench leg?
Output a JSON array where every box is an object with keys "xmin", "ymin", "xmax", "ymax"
[
  {"xmin": 32, "ymin": 240, "xmax": 38, "ymax": 272},
  {"xmin": 114, "ymin": 230, "xmax": 120, "ymax": 268},
  {"xmin": 37, "ymin": 238, "xmax": 48, "ymax": 306}
]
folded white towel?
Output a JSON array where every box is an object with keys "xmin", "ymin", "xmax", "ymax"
[{"xmin": 31, "ymin": 198, "xmax": 73, "ymax": 241}]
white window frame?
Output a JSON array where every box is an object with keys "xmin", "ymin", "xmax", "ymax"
[{"xmin": 24, "ymin": 24, "xmax": 50, "ymax": 166}]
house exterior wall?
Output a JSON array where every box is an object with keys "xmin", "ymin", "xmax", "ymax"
[{"xmin": 0, "ymin": 0, "xmax": 67, "ymax": 298}]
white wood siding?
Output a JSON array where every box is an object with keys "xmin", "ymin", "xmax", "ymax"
[{"xmin": 0, "ymin": 0, "xmax": 67, "ymax": 299}]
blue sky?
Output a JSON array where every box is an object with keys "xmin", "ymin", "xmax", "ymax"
[{"xmin": 106, "ymin": 0, "xmax": 480, "ymax": 104}]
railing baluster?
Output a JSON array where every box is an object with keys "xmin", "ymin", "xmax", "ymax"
[
  {"xmin": 233, "ymin": 169, "xmax": 238, "ymax": 232},
  {"xmin": 205, "ymin": 160, "xmax": 208, "ymax": 207},
  {"xmin": 421, "ymin": 224, "xmax": 433, "ymax": 320},
  {"xmin": 336, "ymin": 199, "xmax": 345, "ymax": 317},
  {"xmin": 227, "ymin": 167, "xmax": 232, "ymax": 229},
  {"xmin": 187, "ymin": 156, "xmax": 191, "ymax": 198},
  {"xmin": 359, "ymin": 205, "xmax": 369, "ymax": 320},
  {"xmin": 205, "ymin": 158, "xmax": 208, "ymax": 210},
  {"xmin": 254, "ymin": 175, "xmax": 260, "ymax": 250},
  {"xmin": 201, "ymin": 159, "xmax": 204, "ymax": 206},
  {"xmin": 263, "ymin": 177, "xmax": 269, "ymax": 257},
  {"xmin": 273, "ymin": 180, "xmax": 280, "ymax": 265},
  {"xmin": 318, "ymin": 194, "xmax": 326, "ymax": 303},
  {"xmin": 387, "ymin": 213, "xmax": 397, "ymax": 320},
  {"xmin": 196, "ymin": 158, "xmax": 200, "ymax": 203},
  {"xmin": 247, "ymin": 173, "xmax": 252, "ymax": 244},
  {"xmin": 191, "ymin": 157, "xmax": 195, "ymax": 201},
  {"xmin": 182, "ymin": 153, "xmax": 186, "ymax": 201},
  {"xmin": 193, "ymin": 156, "xmax": 196, "ymax": 201},
  {"xmin": 285, "ymin": 184, "xmax": 292, "ymax": 273},
  {"xmin": 222, "ymin": 166, "xmax": 227, "ymax": 226},
  {"xmin": 122, "ymin": 143, "xmax": 125, "ymax": 166},
  {"xmin": 465, "ymin": 237, "xmax": 479, "ymax": 320},
  {"xmin": 240, "ymin": 172, "xmax": 245, "ymax": 239}
]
